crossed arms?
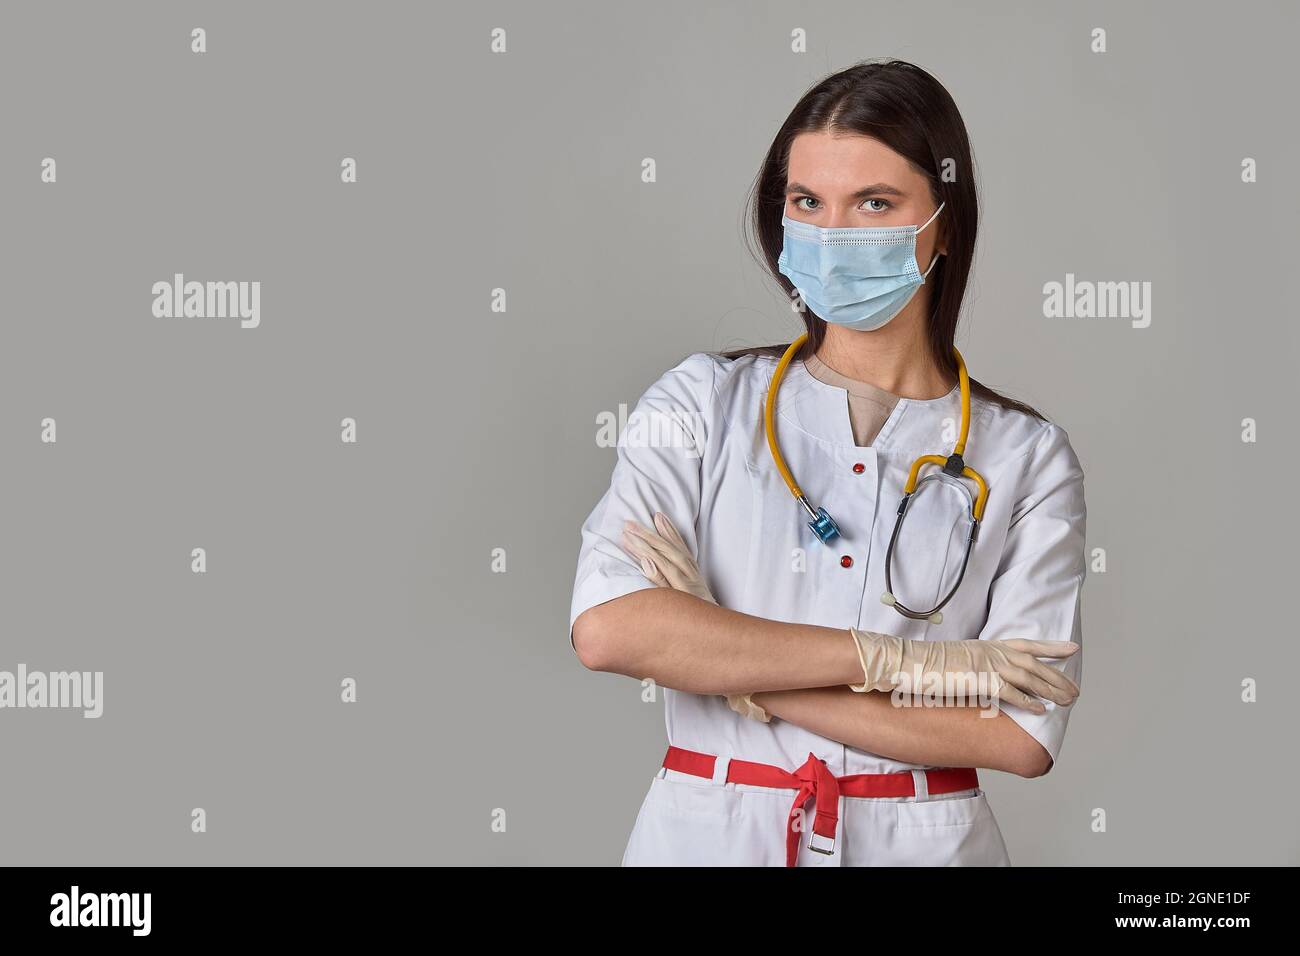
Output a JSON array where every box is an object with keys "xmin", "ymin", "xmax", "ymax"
[{"xmin": 572, "ymin": 588, "xmax": 1055, "ymax": 778}]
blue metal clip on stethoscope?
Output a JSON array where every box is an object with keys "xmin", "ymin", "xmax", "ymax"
[{"xmin": 763, "ymin": 333, "xmax": 990, "ymax": 625}]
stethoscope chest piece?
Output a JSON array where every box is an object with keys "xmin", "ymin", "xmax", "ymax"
[
  {"xmin": 806, "ymin": 504, "xmax": 840, "ymax": 544},
  {"xmin": 791, "ymin": 492, "xmax": 842, "ymax": 543}
]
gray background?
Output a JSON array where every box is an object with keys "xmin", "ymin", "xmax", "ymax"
[{"xmin": 1, "ymin": 0, "xmax": 1296, "ymax": 865}]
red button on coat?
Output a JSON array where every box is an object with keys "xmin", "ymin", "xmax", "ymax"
[
  {"xmin": 852, "ymin": 463, "xmax": 865, "ymax": 474},
  {"xmin": 840, "ymin": 555, "xmax": 853, "ymax": 568}
]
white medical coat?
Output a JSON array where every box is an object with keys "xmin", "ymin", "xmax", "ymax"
[{"xmin": 569, "ymin": 351, "xmax": 1087, "ymax": 866}]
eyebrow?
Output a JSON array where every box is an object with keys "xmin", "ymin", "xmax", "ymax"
[{"xmin": 785, "ymin": 181, "xmax": 906, "ymax": 200}]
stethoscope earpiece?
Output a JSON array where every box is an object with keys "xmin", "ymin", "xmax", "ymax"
[{"xmin": 879, "ymin": 592, "xmax": 942, "ymax": 624}]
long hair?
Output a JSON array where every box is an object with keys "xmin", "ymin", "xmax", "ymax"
[{"xmin": 724, "ymin": 59, "xmax": 1044, "ymax": 422}]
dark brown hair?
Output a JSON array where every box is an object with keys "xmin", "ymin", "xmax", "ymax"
[{"xmin": 724, "ymin": 59, "xmax": 1044, "ymax": 422}]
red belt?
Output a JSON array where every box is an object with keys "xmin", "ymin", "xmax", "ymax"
[{"xmin": 662, "ymin": 745, "xmax": 979, "ymax": 867}]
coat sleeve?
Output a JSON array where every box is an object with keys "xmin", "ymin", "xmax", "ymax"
[
  {"xmin": 568, "ymin": 352, "xmax": 717, "ymax": 650},
  {"xmin": 978, "ymin": 421, "xmax": 1087, "ymax": 766}
]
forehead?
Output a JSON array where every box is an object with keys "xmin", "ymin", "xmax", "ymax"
[{"xmin": 786, "ymin": 130, "xmax": 925, "ymax": 192}]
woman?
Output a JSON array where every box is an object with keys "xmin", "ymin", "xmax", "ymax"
[{"xmin": 569, "ymin": 60, "xmax": 1086, "ymax": 867}]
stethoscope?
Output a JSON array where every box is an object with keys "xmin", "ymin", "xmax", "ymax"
[{"xmin": 763, "ymin": 333, "xmax": 989, "ymax": 625}]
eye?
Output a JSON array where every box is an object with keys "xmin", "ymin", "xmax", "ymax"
[
  {"xmin": 793, "ymin": 196, "xmax": 819, "ymax": 211},
  {"xmin": 864, "ymin": 198, "xmax": 892, "ymax": 212}
]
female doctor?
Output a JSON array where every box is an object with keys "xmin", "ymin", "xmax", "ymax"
[{"xmin": 569, "ymin": 60, "xmax": 1086, "ymax": 867}]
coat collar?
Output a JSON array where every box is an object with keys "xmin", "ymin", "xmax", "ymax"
[{"xmin": 774, "ymin": 358, "xmax": 964, "ymax": 450}]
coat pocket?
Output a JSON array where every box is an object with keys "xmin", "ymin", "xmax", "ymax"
[
  {"xmin": 644, "ymin": 775, "xmax": 744, "ymax": 821},
  {"xmin": 889, "ymin": 791, "xmax": 1011, "ymax": 866},
  {"xmin": 622, "ymin": 776, "xmax": 761, "ymax": 866},
  {"xmin": 895, "ymin": 790, "xmax": 989, "ymax": 829}
]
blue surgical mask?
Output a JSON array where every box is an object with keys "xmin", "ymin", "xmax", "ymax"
[{"xmin": 777, "ymin": 202, "xmax": 945, "ymax": 331}]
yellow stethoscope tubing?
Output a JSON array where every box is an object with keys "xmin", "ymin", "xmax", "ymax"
[
  {"xmin": 763, "ymin": 332, "xmax": 990, "ymax": 525},
  {"xmin": 763, "ymin": 336, "xmax": 809, "ymax": 501}
]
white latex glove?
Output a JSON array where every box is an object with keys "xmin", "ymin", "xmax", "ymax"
[
  {"xmin": 620, "ymin": 512, "xmax": 771, "ymax": 722},
  {"xmin": 848, "ymin": 626, "xmax": 1080, "ymax": 714}
]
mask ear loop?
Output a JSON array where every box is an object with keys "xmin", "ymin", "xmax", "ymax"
[
  {"xmin": 920, "ymin": 250, "xmax": 943, "ymax": 279},
  {"xmin": 917, "ymin": 201, "xmax": 945, "ymax": 279},
  {"xmin": 917, "ymin": 201, "xmax": 945, "ymax": 234}
]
